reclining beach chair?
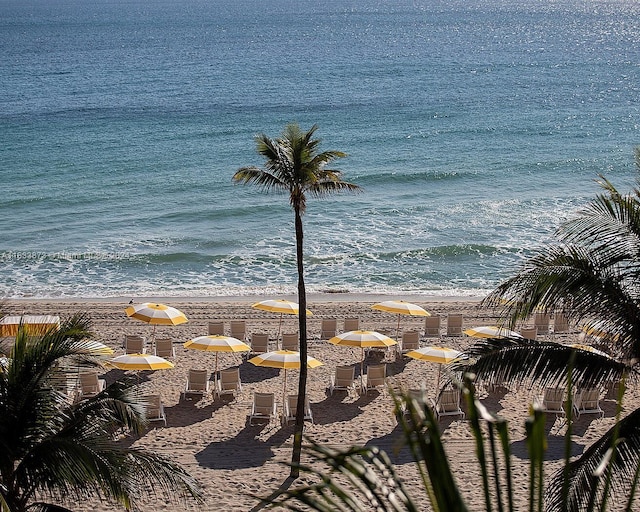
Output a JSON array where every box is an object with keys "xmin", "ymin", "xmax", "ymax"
[
  {"xmin": 124, "ymin": 335, "xmax": 146, "ymax": 354},
  {"xmin": 214, "ymin": 368, "xmax": 242, "ymax": 400},
  {"xmin": 573, "ymin": 388, "xmax": 604, "ymax": 418},
  {"xmin": 520, "ymin": 327, "xmax": 538, "ymax": 340},
  {"xmin": 154, "ymin": 338, "xmax": 175, "ymax": 359},
  {"xmin": 230, "ymin": 320, "xmax": 247, "ymax": 341},
  {"xmin": 430, "ymin": 388, "xmax": 465, "ymax": 421},
  {"xmin": 446, "ymin": 314, "xmax": 464, "ymax": 336},
  {"xmin": 552, "ymin": 311, "xmax": 570, "ymax": 337},
  {"xmin": 534, "ymin": 312, "xmax": 551, "ymax": 337},
  {"xmin": 281, "ymin": 332, "xmax": 299, "ymax": 351},
  {"xmin": 424, "ymin": 315, "xmax": 441, "ymax": 339},
  {"xmin": 78, "ymin": 371, "xmax": 106, "ymax": 399},
  {"xmin": 249, "ymin": 333, "xmax": 270, "ymax": 356},
  {"xmin": 329, "ymin": 365, "xmax": 357, "ymax": 396},
  {"xmin": 208, "ymin": 321, "xmax": 225, "ymax": 336},
  {"xmin": 182, "ymin": 369, "xmax": 210, "ymax": 399},
  {"xmin": 249, "ymin": 392, "xmax": 277, "ymax": 426},
  {"xmin": 283, "ymin": 394, "xmax": 313, "ymax": 425},
  {"xmin": 143, "ymin": 394, "xmax": 167, "ymax": 427},
  {"xmin": 320, "ymin": 318, "xmax": 338, "ymax": 340},
  {"xmin": 399, "ymin": 330, "xmax": 420, "ymax": 355},
  {"xmin": 365, "ymin": 364, "xmax": 387, "ymax": 395},
  {"xmin": 539, "ymin": 387, "xmax": 567, "ymax": 417},
  {"xmin": 343, "ymin": 317, "xmax": 360, "ymax": 332}
]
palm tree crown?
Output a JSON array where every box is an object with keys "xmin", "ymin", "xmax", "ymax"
[{"xmin": 233, "ymin": 122, "xmax": 361, "ymax": 478}]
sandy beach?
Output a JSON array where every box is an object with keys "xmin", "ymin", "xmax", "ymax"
[{"xmin": 2, "ymin": 295, "xmax": 632, "ymax": 511}]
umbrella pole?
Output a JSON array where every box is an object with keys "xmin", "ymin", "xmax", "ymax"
[
  {"xmin": 396, "ymin": 314, "xmax": 401, "ymax": 341},
  {"xmin": 283, "ymin": 369, "xmax": 287, "ymax": 416},
  {"xmin": 278, "ymin": 313, "xmax": 283, "ymax": 348}
]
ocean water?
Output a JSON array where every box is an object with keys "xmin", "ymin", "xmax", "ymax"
[{"xmin": 1, "ymin": 0, "xmax": 639, "ymax": 298}]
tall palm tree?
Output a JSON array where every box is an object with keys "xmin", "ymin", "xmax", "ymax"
[
  {"xmin": 233, "ymin": 123, "xmax": 361, "ymax": 477},
  {"xmin": 0, "ymin": 313, "xmax": 203, "ymax": 511},
  {"xmin": 459, "ymin": 160, "xmax": 640, "ymax": 510}
]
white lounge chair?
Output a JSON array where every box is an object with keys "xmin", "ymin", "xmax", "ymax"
[
  {"xmin": 154, "ymin": 338, "xmax": 175, "ymax": 359},
  {"xmin": 430, "ymin": 388, "xmax": 465, "ymax": 420},
  {"xmin": 281, "ymin": 332, "xmax": 299, "ymax": 351},
  {"xmin": 78, "ymin": 371, "xmax": 106, "ymax": 398},
  {"xmin": 424, "ymin": 316, "xmax": 441, "ymax": 339},
  {"xmin": 343, "ymin": 317, "xmax": 360, "ymax": 332},
  {"xmin": 365, "ymin": 364, "xmax": 387, "ymax": 395},
  {"xmin": 230, "ymin": 320, "xmax": 247, "ymax": 341},
  {"xmin": 214, "ymin": 368, "xmax": 242, "ymax": 400},
  {"xmin": 538, "ymin": 387, "xmax": 567, "ymax": 417},
  {"xmin": 283, "ymin": 394, "xmax": 313, "ymax": 425},
  {"xmin": 124, "ymin": 335, "xmax": 146, "ymax": 354},
  {"xmin": 208, "ymin": 321, "xmax": 225, "ymax": 335},
  {"xmin": 144, "ymin": 394, "xmax": 167, "ymax": 427},
  {"xmin": 182, "ymin": 369, "xmax": 210, "ymax": 399},
  {"xmin": 249, "ymin": 333, "xmax": 270, "ymax": 355},
  {"xmin": 446, "ymin": 314, "xmax": 464, "ymax": 336},
  {"xmin": 320, "ymin": 318, "xmax": 338, "ymax": 340},
  {"xmin": 329, "ymin": 365, "xmax": 357, "ymax": 396},
  {"xmin": 573, "ymin": 388, "xmax": 604, "ymax": 418},
  {"xmin": 399, "ymin": 331, "xmax": 420, "ymax": 355},
  {"xmin": 534, "ymin": 312, "xmax": 551, "ymax": 336},
  {"xmin": 249, "ymin": 392, "xmax": 277, "ymax": 425},
  {"xmin": 520, "ymin": 327, "xmax": 538, "ymax": 340}
]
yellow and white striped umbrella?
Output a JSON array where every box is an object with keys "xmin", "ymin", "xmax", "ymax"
[
  {"xmin": 252, "ymin": 299, "xmax": 313, "ymax": 341},
  {"xmin": 125, "ymin": 303, "xmax": 188, "ymax": 326},
  {"xmin": 406, "ymin": 346, "xmax": 463, "ymax": 391},
  {"xmin": 248, "ymin": 350, "xmax": 323, "ymax": 406},
  {"xmin": 108, "ymin": 353, "xmax": 175, "ymax": 371},
  {"xmin": 569, "ymin": 344, "xmax": 611, "ymax": 358},
  {"xmin": 328, "ymin": 330, "xmax": 397, "ymax": 378},
  {"xmin": 464, "ymin": 326, "xmax": 522, "ymax": 339},
  {"xmin": 184, "ymin": 335, "xmax": 251, "ymax": 376},
  {"xmin": 371, "ymin": 300, "xmax": 430, "ymax": 340}
]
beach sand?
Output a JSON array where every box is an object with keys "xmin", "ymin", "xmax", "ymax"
[{"xmin": 2, "ymin": 295, "xmax": 632, "ymax": 511}]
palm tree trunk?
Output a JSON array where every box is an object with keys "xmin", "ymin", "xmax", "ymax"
[{"xmin": 291, "ymin": 207, "xmax": 307, "ymax": 479}]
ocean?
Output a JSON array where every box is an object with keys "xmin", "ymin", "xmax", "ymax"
[{"xmin": 1, "ymin": 0, "xmax": 639, "ymax": 299}]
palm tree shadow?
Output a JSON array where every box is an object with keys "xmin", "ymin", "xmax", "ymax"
[
  {"xmin": 510, "ymin": 432, "xmax": 584, "ymax": 461},
  {"xmin": 195, "ymin": 422, "xmax": 278, "ymax": 470},
  {"xmin": 311, "ymin": 392, "xmax": 377, "ymax": 425},
  {"xmin": 162, "ymin": 398, "xmax": 226, "ymax": 428}
]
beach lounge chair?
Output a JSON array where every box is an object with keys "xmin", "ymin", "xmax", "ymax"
[
  {"xmin": 552, "ymin": 312, "xmax": 570, "ymax": 336},
  {"xmin": 208, "ymin": 321, "xmax": 225, "ymax": 335},
  {"xmin": 365, "ymin": 364, "xmax": 387, "ymax": 395},
  {"xmin": 144, "ymin": 394, "xmax": 167, "ymax": 427},
  {"xmin": 230, "ymin": 320, "xmax": 247, "ymax": 341},
  {"xmin": 399, "ymin": 330, "xmax": 420, "ymax": 355},
  {"xmin": 446, "ymin": 314, "xmax": 464, "ymax": 336},
  {"xmin": 539, "ymin": 387, "xmax": 567, "ymax": 417},
  {"xmin": 424, "ymin": 315, "xmax": 441, "ymax": 339},
  {"xmin": 534, "ymin": 312, "xmax": 551, "ymax": 336},
  {"xmin": 520, "ymin": 327, "xmax": 538, "ymax": 340},
  {"xmin": 573, "ymin": 388, "xmax": 604, "ymax": 418},
  {"xmin": 281, "ymin": 332, "xmax": 299, "ymax": 351},
  {"xmin": 430, "ymin": 388, "xmax": 465, "ymax": 421},
  {"xmin": 214, "ymin": 368, "xmax": 242, "ymax": 400},
  {"xmin": 249, "ymin": 333, "xmax": 270, "ymax": 355},
  {"xmin": 182, "ymin": 369, "xmax": 210, "ymax": 399},
  {"xmin": 154, "ymin": 338, "xmax": 175, "ymax": 359},
  {"xmin": 320, "ymin": 318, "xmax": 338, "ymax": 340},
  {"xmin": 124, "ymin": 335, "xmax": 146, "ymax": 354},
  {"xmin": 283, "ymin": 394, "xmax": 313, "ymax": 425},
  {"xmin": 78, "ymin": 371, "xmax": 106, "ymax": 399},
  {"xmin": 343, "ymin": 317, "xmax": 360, "ymax": 331},
  {"xmin": 249, "ymin": 392, "xmax": 277, "ymax": 425},
  {"xmin": 329, "ymin": 365, "xmax": 357, "ymax": 396}
]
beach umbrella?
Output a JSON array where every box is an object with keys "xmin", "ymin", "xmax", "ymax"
[
  {"xmin": 328, "ymin": 330, "xmax": 397, "ymax": 380},
  {"xmin": 569, "ymin": 343, "xmax": 611, "ymax": 358},
  {"xmin": 463, "ymin": 326, "xmax": 523, "ymax": 339},
  {"xmin": 184, "ymin": 335, "xmax": 250, "ymax": 382},
  {"xmin": 371, "ymin": 300, "xmax": 430, "ymax": 340},
  {"xmin": 248, "ymin": 350, "xmax": 323, "ymax": 407},
  {"xmin": 108, "ymin": 353, "xmax": 175, "ymax": 371},
  {"xmin": 125, "ymin": 302, "xmax": 188, "ymax": 342},
  {"xmin": 581, "ymin": 320, "xmax": 620, "ymax": 342},
  {"xmin": 251, "ymin": 299, "xmax": 313, "ymax": 343},
  {"xmin": 406, "ymin": 346, "xmax": 463, "ymax": 391}
]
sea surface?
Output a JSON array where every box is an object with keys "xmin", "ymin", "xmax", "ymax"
[{"xmin": 1, "ymin": 0, "xmax": 639, "ymax": 299}]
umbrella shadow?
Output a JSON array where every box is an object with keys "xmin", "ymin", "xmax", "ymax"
[
  {"xmin": 510, "ymin": 431, "xmax": 585, "ymax": 461},
  {"xmin": 195, "ymin": 421, "xmax": 282, "ymax": 470},
  {"xmin": 311, "ymin": 392, "xmax": 377, "ymax": 425},
  {"xmin": 162, "ymin": 399, "xmax": 226, "ymax": 428},
  {"xmin": 365, "ymin": 422, "xmax": 415, "ymax": 465},
  {"xmin": 239, "ymin": 361, "xmax": 281, "ymax": 384}
]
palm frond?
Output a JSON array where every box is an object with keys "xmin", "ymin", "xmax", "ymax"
[
  {"xmin": 545, "ymin": 407, "xmax": 640, "ymax": 512},
  {"xmin": 457, "ymin": 338, "xmax": 629, "ymax": 390}
]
